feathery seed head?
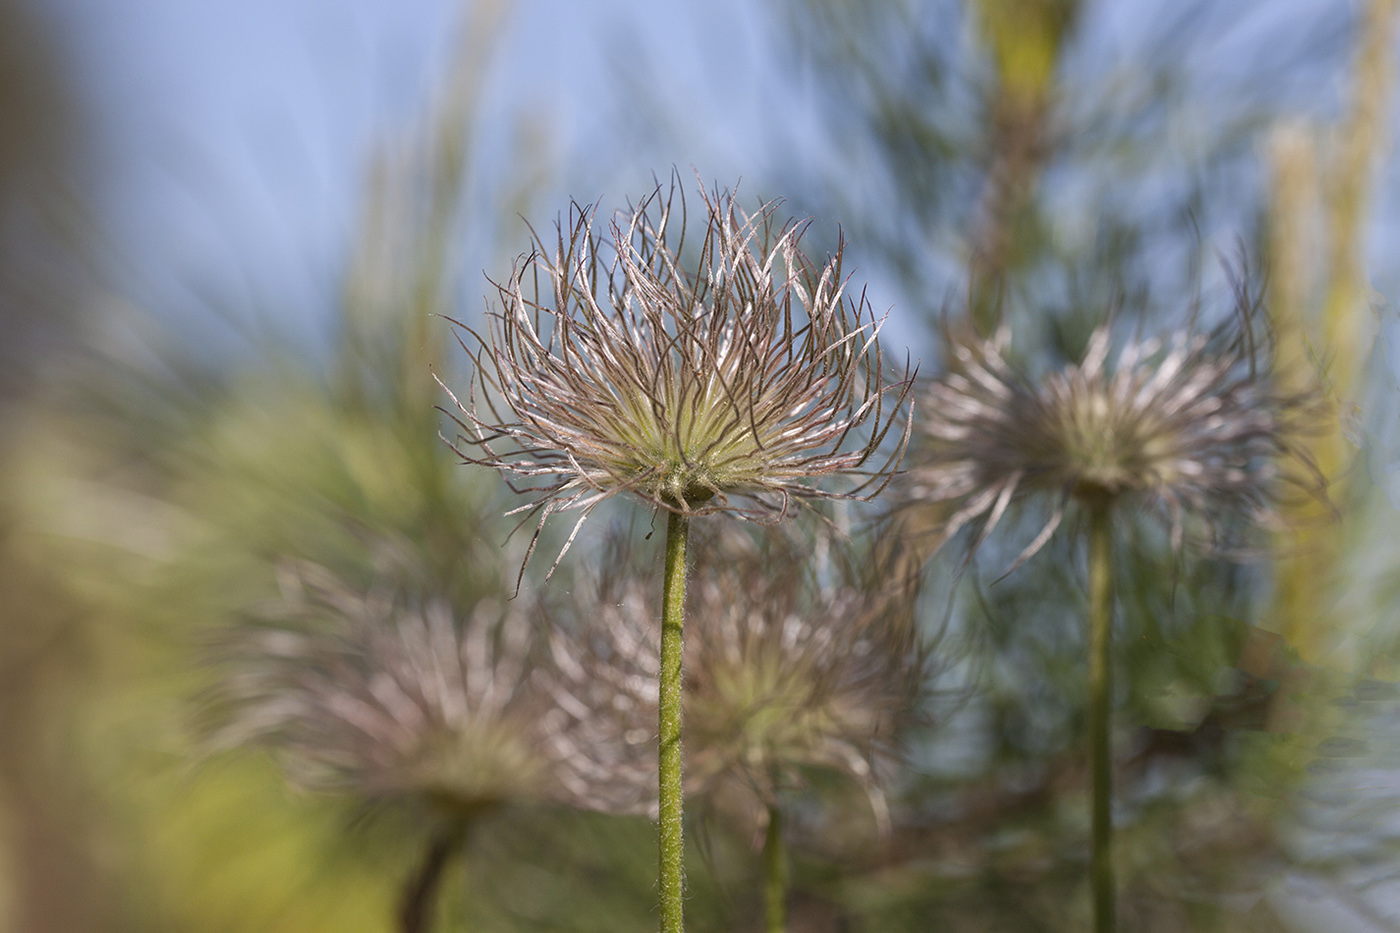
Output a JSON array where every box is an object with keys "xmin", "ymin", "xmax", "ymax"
[
  {"xmin": 205, "ymin": 562, "xmax": 549, "ymax": 818},
  {"xmin": 539, "ymin": 527, "xmax": 927, "ymax": 827},
  {"xmin": 442, "ymin": 178, "xmax": 912, "ymax": 578},
  {"xmin": 906, "ymin": 298, "xmax": 1325, "ymax": 565}
]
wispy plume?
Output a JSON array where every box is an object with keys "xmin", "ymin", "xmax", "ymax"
[
  {"xmin": 900, "ymin": 276, "xmax": 1328, "ymax": 933},
  {"xmin": 904, "ymin": 285, "xmax": 1326, "ymax": 572},
  {"xmin": 540, "ymin": 526, "xmax": 928, "ymax": 831},
  {"xmin": 441, "ymin": 177, "xmax": 913, "ymax": 580},
  {"xmin": 204, "ymin": 561, "xmax": 548, "ymax": 818},
  {"xmin": 445, "ymin": 175, "xmax": 914, "ymax": 932}
]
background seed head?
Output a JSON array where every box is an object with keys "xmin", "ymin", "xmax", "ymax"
[
  {"xmin": 539, "ymin": 525, "xmax": 928, "ymax": 829},
  {"xmin": 904, "ymin": 293, "xmax": 1326, "ymax": 566},
  {"xmin": 203, "ymin": 561, "xmax": 551, "ymax": 820}
]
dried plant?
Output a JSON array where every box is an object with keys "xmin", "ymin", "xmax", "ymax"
[
  {"xmin": 440, "ymin": 177, "xmax": 912, "ymax": 579},
  {"xmin": 904, "ymin": 290, "xmax": 1325, "ymax": 573},
  {"xmin": 683, "ymin": 531, "xmax": 926, "ymax": 832},
  {"xmin": 900, "ymin": 279, "xmax": 1326, "ymax": 933},
  {"xmin": 203, "ymin": 561, "xmax": 549, "ymax": 933},
  {"xmin": 540, "ymin": 526, "xmax": 927, "ymax": 930},
  {"xmin": 542, "ymin": 527, "xmax": 925, "ymax": 818},
  {"xmin": 442, "ymin": 176, "xmax": 913, "ymax": 932},
  {"xmin": 207, "ymin": 563, "xmax": 544, "ymax": 811}
]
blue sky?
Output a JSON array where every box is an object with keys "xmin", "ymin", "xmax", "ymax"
[
  {"xmin": 32, "ymin": 0, "xmax": 1400, "ymax": 428},
  {"xmin": 36, "ymin": 0, "xmax": 1393, "ymax": 352},
  {"xmin": 37, "ymin": 0, "xmax": 805, "ymax": 351}
]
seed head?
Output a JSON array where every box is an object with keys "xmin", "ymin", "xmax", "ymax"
[
  {"xmin": 441, "ymin": 179, "xmax": 912, "ymax": 580},
  {"xmin": 539, "ymin": 527, "xmax": 927, "ymax": 830},
  {"xmin": 904, "ymin": 296, "xmax": 1325, "ymax": 569},
  {"xmin": 204, "ymin": 562, "xmax": 549, "ymax": 818}
]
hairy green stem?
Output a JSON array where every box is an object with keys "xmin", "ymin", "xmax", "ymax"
[
  {"xmin": 1087, "ymin": 506, "xmax": 1115, "ymax": 933},
  {"xmin": 659, "ymin": 511, "xmax": 690, "ymax": 933},
  {"xmin": 399, "ymin": 824, "xmax": 465, "ymax": 933},
  {"xmin": 763, "ymin": 804, "xmax": 788, "ymax": 933}
]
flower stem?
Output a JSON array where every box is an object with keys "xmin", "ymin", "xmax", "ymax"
[
  {"xmin": 399, "ymin": 825, "xmax": 465, "ymax": 933},
  {"xmin": 1087, "ymin": 505, "xmax": 1115, "ymax": 933},
  {"xmin": 659, "ymin": 511, "xmax": 690, "ymax": 933},
  {"xmin": 763, "ymin": 804, "xmax": 788, "ymax": 933}
]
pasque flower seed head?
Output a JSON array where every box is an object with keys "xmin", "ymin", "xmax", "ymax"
[
  {"xmin": 538, "ymin": 527, "xmax": 927, "ymax": 829},
  {"xmin": 905, "ymin": 292, "xmax": 1325, "ymax": 569},
  {"xmin": 205, "ymin": 562, "xmax": 549, "ymax": 818},
  {"xmin": 441, "ymin": 179, "xmax": 912, "ymax": 580}
]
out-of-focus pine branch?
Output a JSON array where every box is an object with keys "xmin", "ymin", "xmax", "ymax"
[
  {"xmin": 966, "ymin": 0, "xmax": 1079, "ymax": 336},
  {"xmin": 1266, "ymin": 0, "xmax": 1400, "ymax": 668},
  {"xmin": 340, "ymin": 0, "xmax": 512, "ymax": 418}
]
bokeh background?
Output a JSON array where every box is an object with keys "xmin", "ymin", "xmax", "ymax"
[{"xmin": 4, "ymin": 0, "xmax": 1400, "ymax": 930}]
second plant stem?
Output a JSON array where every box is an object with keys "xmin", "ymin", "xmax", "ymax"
[
  {"xmin": 763, "ymin": 803, "xmax": 788, "ymax": 933},
  {"xmin": 659, "ymin": 511, "xmax": 690, "ymax": 933},
  {"xmin": 399, "ymin": 823, "xmax": 467, "ymax": 933},
  {"xmin": 1087, "ymin": 505, "xmax": 1115, "ymax": 933}
]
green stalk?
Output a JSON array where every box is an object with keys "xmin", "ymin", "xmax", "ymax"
[
  {"xmin": 1087, "ymin": 505, "xmax": 1115, "ymax": 933},
  {"xmin": 659, "ymin": 511, "xmax": 690, "ymax": 933},
  {"xmin": 399, "ymin": 824, "xmax": 466, "ymax": 933},
  {"xmin": 763, "ymin": 804, "xmax": 788, "ymax": 933}
]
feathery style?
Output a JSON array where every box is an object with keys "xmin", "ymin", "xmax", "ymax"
[
  {"xmin": 441, "ymin": 180, "xmax": 912, "ymax": 578},
  {"xmin": 205, "ymin": 562, "xmax": 548, "ymax": 817},
  {"xmin": 203, "ymin": 561, "xmax": 574, "ymax": 933},
  {"xmin": 903, "ymin": 281, "xmax": 1326, "ymax": 933},
  {"xmin": 540, "ymin": 527, "xmax": 926, "ymax": 828},
  {"xmin": 905, "ymin": 300, "xmax": 1324, "ymax": 568}
]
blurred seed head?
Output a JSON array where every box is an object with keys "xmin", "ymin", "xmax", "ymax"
[
  {"xmin": 441, "ymin": 177, "xmax": 913, "ymax": 580},
  {"xmin": 539, "ymin": 526, "xmax": 928, "ymax": 831},
  {"xmin": 205, "ymin": 561, "xmax": 550, "ymax": 820},
  {"xmin": 903, "ymin": 289, "xmax": 1326, "ymax": 569}
]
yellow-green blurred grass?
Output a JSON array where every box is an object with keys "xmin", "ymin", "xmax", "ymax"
[
  {"xmin": 113, "ymin": 748, "xmax": 394, "ymax": 932},
  {"xmin": 1265, "ymin": 0, "xmax": 1400, "ymax": 672},
  {"xmin": 965, "ymin": 0, "xmax": 1080, "ymax": 336},
  {"xmin": 972, "ymin": 0, "xmax": 1076, "ymax": 106},
  {"xmin": 0, "ymin": 2, "xmax": 536, "ymax": 924},
  {"xmin": 2, "ymin": 353, "xmax": 509, "ymax": 930},
  {"xmin": 13, "ymin": 375, "xmax": 500, "ymax": 603}
]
